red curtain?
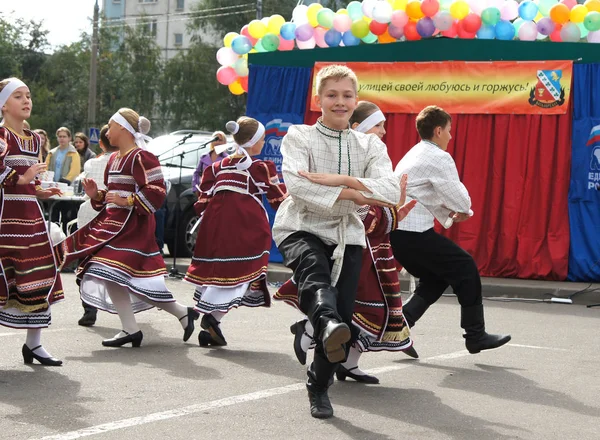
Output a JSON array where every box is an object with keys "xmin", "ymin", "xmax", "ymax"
[{"xmin": 305, "ymin": 109, "xmax": 572, "ymax": 280}]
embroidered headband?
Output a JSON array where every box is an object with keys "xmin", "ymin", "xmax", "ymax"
[
  {"xmin": 355, "ymin": 110, "xmax": 385, "ymax": 134},
  {"xmin": 0, "ymin": 78, "xmax": 28, "ymax": 118},
  {"xmin": 110, "ymin": 111, "xmax": 152, "ymax": 150}
]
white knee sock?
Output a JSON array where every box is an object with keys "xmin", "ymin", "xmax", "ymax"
[
  {"xmin": 25, "ymin": 328, "xmax": 53, "ymax": 358},
  {"xmin": 341, "ymin": 345, "xmax": 366, "ymax": 375},
  {"xmin": 106, "ymin": 284, "xmax": 140, "ymax": 336},
  {"xmin": 210, "ymin": 311, "xmax": 226, "ymax": 325},
  {"xmin": 140, "ymin": 298, "xmax": 189, "ymax": 330}
]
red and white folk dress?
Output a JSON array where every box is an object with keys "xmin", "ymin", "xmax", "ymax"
[
  {"xmin": 184, "ymin": 156, "xmax": 287, "ymax": 314},
  {"xmin": 55, "ymin": 148, "xmax": 173, "ymax": 313},
  {"xmin": 275, "ymin": 205, "xmax": 413, "ymax": 352},
  {"xmin": 0, "ymin": 126, "xmax": 63, "ymax": 328}
]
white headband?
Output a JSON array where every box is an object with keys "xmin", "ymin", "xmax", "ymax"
[
  {"xmin": 0, "ymin": 79, "xmax": 28, "ymax": 118},
  {"xmin": 355, "ymin": 110, "xmax": 386, "ymax": 134},
  {"xmin": 110, "ymin": 111, "xmax": 152, "ymax": 150},
  {"xmin": 235, "ymin": 122, "xmax": 265, "ymax": 171}
]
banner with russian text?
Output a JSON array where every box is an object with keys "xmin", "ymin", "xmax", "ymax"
[{"xmin": 310, "ymin": 61, "xmax": 573, "ymax": 115}]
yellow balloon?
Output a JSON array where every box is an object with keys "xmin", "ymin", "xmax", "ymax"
[
  {"xmin": 534, "ymin": 11, "xmax": 543, "ymax": 22},
  {"xmin": 223, "ymin": 32, "xmax": 238, "ymax": 48},
  {"xmin": 267, "ymin": 14, "xmax": 285, "ymax": 35},
  {"xmin": 405, "ymin": 0, "xmax": 423, "ymax": 19},
  {"xmin": 229, "ymin": 80, "xmax": 245, "ymax": 96},
  {"xmin": 248, "ymin": 20, "xmax": 267, "ymax": 39},
  {"xmin": 307, "ymin": 3, "xmax": 323, "ymax": 27},
  {"xmin": 337, "ymin": 8, "xmax": 349, "ymax": 15},
  {"xmin": 392, "ymin": 0, "xmax": 408, "ymax": 11},
  {"xmin": 570, "ymin": 5, "xmax": 589, "ymax": 23},
  {"xmin": 450, "ymin": 0, "xmax": 469, "ymax": 20},
  {"xmin": 364, "ymin": 16, "xmax": 373, "ymax": 24},
  {"xmin": 585, "ymin": 0, "xmax": 600, "ymax": 13}
]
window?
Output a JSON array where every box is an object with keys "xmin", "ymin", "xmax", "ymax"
[
  {"xmin": 176, "ymin": 0, "xmax": 185, "ymax": 11},
  {"xmin": 113, "ymin": 0, "xmax": 121, "ymax": 4},
  {"xmin": 174, "ymin": 33, "xmax": 183, "ymax": 46},
  {"xmin": 138, "ymin": 0, "xmax": 158, "ymax": 3},
  {"xmin": 138, "ymin": 19, "xmax": 158, "ymax": 37}
]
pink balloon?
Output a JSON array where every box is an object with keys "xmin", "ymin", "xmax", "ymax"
[
  {"xmin": 314, "ymin": 26, "xmax": 328, "ymax": 48},
  {"xmin": 442, "ymin": 21, "xmax": 458, "ymax": 38},
  {"xmin": 297, "ymin": 37, "xmax": 316, "ymax": 50},
  {"xmin": 216, "ymin": 47, "xmax": 238, "ymax": 66},
  {"xmin": 501, "ymin": 0, "xmax": 519, "ymax": 21},
  {"xmin": 333, "ymin": 13, "xmax": 352, "ymax": 33},
  {"xmin": 560, "ymin": 0, "xmax": 577, "ymax": 10},
  {"xmin": 588, "ymin": 31, "xmax": 600, "ymax": 43},
  {"xmin": 518, "ymin": 21, "xmax": 538, "ymax": 41},
  {"xmin": 468, "ymin": 0, "xmax": 485, "ymax": 15},
  {"xmin": 391, "ymin": 10, "xmax": 409, "ymax": 28},
  {"xmin": 216, "ymin": 66, "xmax": 237, "ymax": 85},
  {"xmin": 278, "ymin": 36, "xmax": 295, "ymax": 51}
]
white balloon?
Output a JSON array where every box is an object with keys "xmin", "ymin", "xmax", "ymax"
[
  {"xmin": 292, "ymin": 5, "xmax": 309, "ymax": 24},
  {"xmin": 372, "ymin": 1, "xmax": 393, "ymax": 23},
  {"xmin": 362, "ymin": 0, "xmax": 377, "ymax": 19}
]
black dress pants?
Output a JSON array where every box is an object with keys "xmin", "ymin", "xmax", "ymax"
[
  {"xmin": 390, "ymin": 228, "xmax": 482, "ymax": 308},
  {"xmin": 278, "ymin": 231, "xmax": 362, "ymax": 389}
]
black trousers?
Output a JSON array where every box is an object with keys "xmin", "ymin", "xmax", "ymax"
[
  {"xmin": 389, "ymin": 228, "xmax": 482, "ymax": 308},
  {"xmin": 278, "ymin": 231, "xmax": 362, "ymax": 389}
]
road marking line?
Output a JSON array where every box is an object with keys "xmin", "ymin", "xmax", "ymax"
[
  {"xmin": 33, "ymin": 349, "xmax": 472, "ymax": 440},
  {"xmin": 507, "ymin": 343, "xmax": 569, "ymax": 351}
]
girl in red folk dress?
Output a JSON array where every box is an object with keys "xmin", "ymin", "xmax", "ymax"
[
  {"xmin": 0, "ymin": 77, "xmax": 64, "ymax": 366},
  {"xmin": 55, "ymin": 108, "xmax": 198, "ymax": 348},
  {"xmin": 185, "ymin": 117, "xmax": 287, "ymax": 347},
  {"xmin": 275, "ymin": 101, "xmax": 418, "ymax": 384}
]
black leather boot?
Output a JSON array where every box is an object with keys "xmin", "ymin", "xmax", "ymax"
[
  {"xmin": 461, "ymin": 304, "xmax": 511, "ymax": 354},
  {"xmin": 306, "ymin": 365, "xmax": 334, "ymax": 418},
  {"xmin": 402, "ymin": 294, "xmax": 430, "ymax": 328}
]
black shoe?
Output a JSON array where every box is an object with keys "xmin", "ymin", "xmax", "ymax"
[
  {"xmin": 180, "ymin": 307, "xmax": 200, "ymax": 342},
  {"xmin": 102, "ymin": 330, "xmax": 143, "ymax": 348},
  {"xmin": 22, "ymin": 344, "xmax": 63, "ymax": 366},
  {"xmin": 290, "ymin": 319, "xmax": 309, "ymax": 365},
  {"xmin": 321, "ymin": 321, "xmax": 351, "ymax": 364},
  {"xmin": 307, "ymin": 387, "xmax": 334, "ymax": 419},
  {"xmin": 78, "ymin": 310, "xmax": 97, "ymax": 327},
  {"xmin": 465, "ymin": 333, "xmax": 511, "ymax": 354},
  {"xmin": 198, "ymin": 330, "xmax": 214, "ymax": 347},
  {"xmin": 200, "ymin": 314, "xmax": 227, "ymax": 346},
  {"xmin": 403, "ymin": 345, "xmax": 419, "ymax": 359},
  {"xmin": 335, "ymin": 365, "xmax": 379, "ymax": 384}
]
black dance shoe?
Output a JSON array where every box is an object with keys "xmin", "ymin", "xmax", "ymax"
[
  {"xmin": 289, "ymin": 319, "xmax": 309, "ymax": 365},
  {"xmin": 403, "ymin": 345, "xmax": 419, "ymax": 359},
  {"xmin": 335, "ymin": 365, "xmax": 379, "ymax": 384},
  {"xmin": 78, "ymin": 310, "xmax": 97, "ymax": 327},
  {"xmin": 102, "ymin": 330, "xmax": 143, "ymax": 347},
  {"xmin": 321, "ymin": 320, "xmax": 351, "ymax": 364},
  {"xmin": 307, "ymin": 387, "xmax": 334, "ymax": 419},
  {"xmin": 180, "ymin": 307, "xmax": 200, "ymax": 342},
  {"xmin": 22, "ymin": 344, "xmax": 63, "ymax": 366},
  {"xmin": 200, "ymin": 314, "xmax": 227, "ymax": 346},
  {"xmin": 198, "ymin": 330, "xmax": 214, "ymax": 347}
]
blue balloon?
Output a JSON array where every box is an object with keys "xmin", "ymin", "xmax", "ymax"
[
  {"xmin": 280, "ymin": 22, "xmax": 296, "ymax": 41},
  {"xmin": 231, "ymin": 35, "xmax": 252, "ymax": 55},
  {"xmin": 342, "ymin": 31, "xmax": 361, "ymax": 46},
  {"xmin": 477, "ymin": 24, "xmax": 496, "ymax": 40},
  {"xmin": 324, "ymin": 29, "xmax": 343, "ymax": 47},
  {"xmin": 495, "ymin": 20, "xmax": 515, "ymax": 41},
  {"xmin": 518, "ymin": 1, "xmax": 538, "ymax": 21}
]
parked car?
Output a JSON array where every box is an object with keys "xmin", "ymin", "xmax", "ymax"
[{"xmin": 147, "ymin": 130, "xmax": 235, "ymax": 258}]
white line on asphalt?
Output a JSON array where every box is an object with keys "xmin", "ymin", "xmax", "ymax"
[
  {"xmin": 507, "ymin": 343, "xmax": 569, "ymax": 351},
  {"xmin": 33, "ymin": 349, "xmax": 473, "ymax": 440},
  {"xmin": 0, "ymin": 328, "xmax": 71, "ymax": 337}
]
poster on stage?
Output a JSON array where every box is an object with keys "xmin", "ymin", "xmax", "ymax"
[{"xmin": 310, "ymin": 60, "xmax": 573, "ymax": 115}]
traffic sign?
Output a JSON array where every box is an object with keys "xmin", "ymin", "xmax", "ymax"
[{"xmin": 89, "ymin": 127, "xmax": 100, "ymax": 144}]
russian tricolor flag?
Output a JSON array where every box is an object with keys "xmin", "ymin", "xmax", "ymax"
[{"xmin": 587, "ymin": 124, "xmax": 600, "ymax": 147}]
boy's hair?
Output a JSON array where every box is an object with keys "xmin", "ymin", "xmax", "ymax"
[
  {"xmin": 316, "ymin": 65, "xmax": 358, "ymax": 96},
  {"xmin": 416, "ymin": 105, "xmax": 452, "ymax": 140},
  {"xmin": 349, "ymin": 101, "xmax": 380, "ymax": 126},
  {"xmin": 56, "ymin": 126, "xmax": 72, "ymax": 138}
]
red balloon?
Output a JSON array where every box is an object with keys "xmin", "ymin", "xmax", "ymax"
[
  {"xmin": 239, "ymin": 76, "xmax": 249, "ymax": 93},
  {"xmin": 369, "ymin": 20, "xmax": 389, "ymax": 36},
  {"xmin": 421, "ymin": 0, "xmax": 440, "ymax": 18},
  {"xmin": 441, "ymin": 21, "xmax": 458, "ymax": 38},
  {"xmin": 462, "ymin": 13, "xmax": 482, "ymax": 34},
  {"xmin": 457, "ymin": 20, "xmax": 476, "ymax": 39},
  {"xmin": 240, "ymin": 25, "xmax": 258, "ymax": 46},
  {"xmin": 550, "ymin": 23, "xmax": 563, "ymax": 42},
  {"xmin": 278, "ymin": 36, "xmax": 294, "ymax": 51},
  {"xmin": 404, "ymin": 21, "xmax": 422, "ymax": 40}
]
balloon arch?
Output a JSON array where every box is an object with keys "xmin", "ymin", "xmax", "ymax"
[{"xmin": 215, "ymin": 0, "xmax": 600, "ymax": 95}]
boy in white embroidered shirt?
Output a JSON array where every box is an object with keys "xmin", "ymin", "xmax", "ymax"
[
  {"xmin": 273, "ymin": 65, "xmax": 405, "ymax": 419},
  {"xmin": 390, "ymin": 105, "xmax": 510, "ymax": 355}
]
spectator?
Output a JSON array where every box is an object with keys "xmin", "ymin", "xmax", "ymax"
[{"xmin": 74, "ymin": 132, "xmax": 96, "ymax": 172}]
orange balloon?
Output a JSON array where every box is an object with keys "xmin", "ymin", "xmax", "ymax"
[
  {"xmin": 550, "ymin": 3, "xmax": 571, "ymax": 24},
  {"xmin": 378, "ymin": 30, "xmax": 397, "ymax": 43},
  {"xmin": 406, "ymin": 1, "xmax": 424, "ymax": 20}
]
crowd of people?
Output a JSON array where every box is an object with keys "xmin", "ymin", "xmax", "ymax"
[{"xmin": 0, "ymin": 65, "xmax": 510, "ymax": 420}]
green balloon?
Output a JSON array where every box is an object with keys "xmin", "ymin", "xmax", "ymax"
[
  {"xmin": 584, "ymin": 11, "xmax": 600, "ymax": 32},
  {"xmin": 538, "ymin": 0, "xmax": 558, "ymax": 17},
  {"xmin": 361, "ymin": 32, "xmax": 377, "ymax": 44},
  {"xmin": 317, "ymin": 8, "xmax": 335, "ymax": 29},
  {"xmin": 261, "ymin": 33, "xmax": 280, "ymax": 51},
  {"xmin": 351, "ymin": 19, "xmax": 369, "ymax": 39},
  {"xmin": 254, "ymin": 40, "xmax": 266, "ymax": 52},
  {"xmin": 481, "ymin": 7, "xmax": 500, "ymax": 26}
]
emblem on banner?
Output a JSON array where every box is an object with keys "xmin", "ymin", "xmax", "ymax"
[
  {"xmin": 529, "ymin": 70, "xmax": 566, "ymax": 109},
  {"xmin": 587, "ymin": 124, "xmax": 600, "ymax": 190},
  {"xmin": 263, "ymin": 118, "xmax": 292, "ymax": 177}
]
